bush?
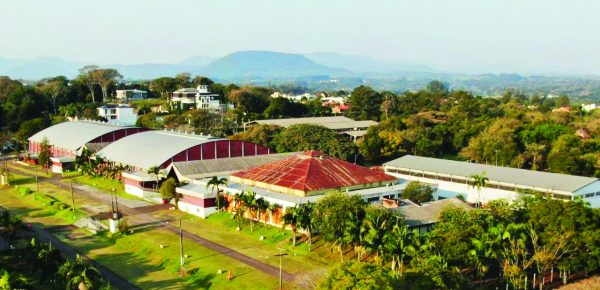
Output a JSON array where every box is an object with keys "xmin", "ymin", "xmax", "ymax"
[{"xmin": 17, "ymin": 187, "xmax": 32, "ymax": 195}]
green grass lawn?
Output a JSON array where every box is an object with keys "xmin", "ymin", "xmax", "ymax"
[
  {"xmin": 61, "ymin": 170, "xmax": 82, "ymax": 178},
  {"xmin": 151, "ymin": 210, "xmax": 337, "ymax": 275},
  {"xmin": 0, "ymin": 181, "xmax": 284, "ymax": 289},
  {"xmin": 71, "ymin": 175, "xmax": 138, "ymax": 200},
  {"xmin": 8, "ymin": 163, "xmax": 53, "ymax": 178}
]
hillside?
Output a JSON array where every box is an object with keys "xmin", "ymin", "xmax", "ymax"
[{"xmin": 199, "ymin": 50, "xmax": 345, "ymax": 79}]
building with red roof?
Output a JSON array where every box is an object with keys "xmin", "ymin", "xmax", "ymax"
[{"xmin": 230, "ymin": 150, "xmax": 397, "ymax": 197}]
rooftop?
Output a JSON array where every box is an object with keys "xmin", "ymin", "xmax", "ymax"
[
  {"xmin": 248, "ymin": 116, "xmax": 378, "ymax": 131},
  {"xmin": 28, "ymin": 120, "xmax": 134, "ymax": 152},
  {"xmin": 384, "ymin": 155, "xmax": 598, "ymax": 193},
  {"xmin": 231, "ymin": 150, "xmax": 397, "ymax": 193},
  {"xmin": 169, "ymin": 152, "xmax": 301, "ymax": 181},
  {"xmin": 391, "ymin": 197, "xmax": 471, "ymax": 227},
  {"xmin": 96, "ymin": 130, "xmax": 223, "ymax": 170}
]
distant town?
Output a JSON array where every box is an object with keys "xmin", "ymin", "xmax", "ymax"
[{"xmin": 1, "ymin": 64, "xmax": 599, "ymax": 290}]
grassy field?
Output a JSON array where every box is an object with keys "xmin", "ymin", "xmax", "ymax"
[
  {"xmin": 67, "ymin": 174, "xmax": 338, "ymax": 276},
  {"xmin": 0, "ymin": 181, "xmax": 284, "ymax": 289},
  {"xmin": 71, "ymin": 175, "xmax": 140, "ymax": 200},
  {"xmin": 8, "ymin": 163, "xmax": 53, "ymax": 178}
]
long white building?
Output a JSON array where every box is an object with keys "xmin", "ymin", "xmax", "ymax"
[{"xmin": 383, "ymin": 155, "xmax": 600, "ymax": 208}]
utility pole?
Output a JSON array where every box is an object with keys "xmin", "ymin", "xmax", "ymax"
[
  {"xmin": 70, "ymin": 180, "xmax": 75, "ymax": 211},
  {"xmin": 34, "ymin": 166, "xmax": 39, "ymax": 193},
  {"xmin": 275, "ymin": 248, "xmax": 288, "ymax": 290},
  {"xmin": 179, "ymin": 218, "xmax": 184, "ymax": 266}
]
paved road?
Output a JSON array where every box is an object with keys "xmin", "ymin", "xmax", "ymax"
[
  {"xmin": 9, "ymin": 164, "xmax": 296, "ymax": 282},
  {"xmin": 0, "ymin": 205, "xmax": 139, "ymax": 290}
]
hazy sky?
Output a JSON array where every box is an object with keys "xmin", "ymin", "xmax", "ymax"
[{"xmin": 1, "ymin": 0, "xmax": 600, "ymax": 74}]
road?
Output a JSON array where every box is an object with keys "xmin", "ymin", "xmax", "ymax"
[{"xmin": 9, "ymin": 164, "xmax": 296, "ymax": 283}]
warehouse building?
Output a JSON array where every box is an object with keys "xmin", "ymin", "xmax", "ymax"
[
  {"xmin": 383, "ymin": 155, "xmax": 600, "ymax": 208},
  {"xmin": 27, "ymin": 120, "xmax": 146, "ymax": 172}
]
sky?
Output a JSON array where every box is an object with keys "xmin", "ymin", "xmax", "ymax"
[{"xmin": 1, "ymin": 0, "xmax": 600, "ymax": 75}]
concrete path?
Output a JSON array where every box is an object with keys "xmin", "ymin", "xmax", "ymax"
[{"xmin": 9, "ymin": 164, "xmax": 296, "ymax": 282}]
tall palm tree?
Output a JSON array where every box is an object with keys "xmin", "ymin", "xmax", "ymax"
[
  {"xmin": 255, "ymin": 197, "xmax": 270, "ymax": 226},
  {"xmin": 268, "ymin": 203, "xmax": 281, "ymax": 224},
  {"xmin": 244, "ymin": 192, "xmax": 258, "ymax": 232},
  {"xmin": 383, "ymin": 222, "xmax": 413, "ymax": 276},
  {"xmin": 469, "ymin": 172, "xmax": 489, "ymax": 208},
  {"xmin": 361, "ymin": 206, "xmax": 397, "ymax": 263},
  {"xmin": 233, "ymin": 191, "xmax": 248, "ymax": 229},
  {"xmin": 206, "ymin": 177, "xmax": 228, "ymax": 212},
  {"xmin": 282, "ymin": 206, "xmax": 301, "ymax": 246},
  {"xmin": 298, "ymin": 202, "xmax": 315, "ymax": 251}
]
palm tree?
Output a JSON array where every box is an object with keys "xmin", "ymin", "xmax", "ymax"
[
  {"xmin": 268, "ymin": 203, "xmax": 281, "ymax": 224},
  {"xmin": 383, "ymin": 218, "xmax": 413, "ymax": 275},
  {"xmin": 206, "ymin": 177, "xmax": 228, "ymax": 212},
  {"xmin": 147, "ymin": 166, "xmax": 161, "ymax": 190},
  {"xmin": 255, "ymin": 197, "xmax": 270, "ymax": 226},
  {"xmin": 0, "ymin": 270, "xmax": 29, "ymax": 290},
  {"xmin": 469, "ymin": 172, "xmax": 489, "ymax": 208},
  {"xmin": 233, "ymin": 191, "xmax": 248, "ymax": 229},
  {"xmin": 58, "ymin": 255, "xmax": 103, "ymax": 290},
  {"xmin": 361, "ymin": 206, "xmax": 397, "ymax": 263},
  {"xmin": 282, "ymin": 206, "xmax": 301, "ymax": 246},
  {"xmin": 298, "ymin": 202, "xmax": 315, "ymax": 251},
  {"xmin": 244, "ymin": 192, "xmax": 258, "ymax": 232}
]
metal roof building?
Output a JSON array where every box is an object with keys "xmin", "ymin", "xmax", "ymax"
[
  {"xmin": 167, "ymin": 152, "xmax": 301, "ymax": 182},
  {"xmin": 231, "ymin": 150, "xmax": 397, "ymax": 197},
  {"xmin": 384, "ymin": 155, "xmax": 600, "ymax": 208},
  {"xmin": 245, "ymin": 116, "xmax": 378, "ymax": 133},
  {"xmin": 96, "ymin": 130, "xmax": 272, "ymax": 170},
  {"xmin": 28, "ymin": 120, "xmax": 145, "ymax": 157}
]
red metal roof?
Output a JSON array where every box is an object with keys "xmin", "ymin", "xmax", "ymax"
[{"xmin": 231, "ymin": 151, "xmax": 397, "ymax": 192}]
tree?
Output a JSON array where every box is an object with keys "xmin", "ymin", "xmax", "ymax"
[
  {"xmin": 282, "ymin": 205, "xmax": 301, "ymax": 246},
  {"xmin": 175, "ymin": 73, "xmax": 192, "ymax": 88},
  {"xmin": 38, "ymin": 137, "xmax": 52, "ymax": 174},
  {"xmin": 298, "ymin": 202, "xmax": 316, "ymax": 250},
  {"xmin": 401, "ymin": 182, "xmax": 434, "ymax": 205},
  {"xmin": 314, "ymin": 192, "xmax": 367, "ymax": 262},
  {"xmin": 233, "ymin": 191, "xmax": 248, "ymax": 229},
  {"xmin": 346, "ymin": 85, "xmax": 384, "ymax": 121},
  {"xmin": 256, "ymin": 197, "xmax": 270, "ymax": 225},
  {"xmin": 146, "ymin": 166, "xmax": 161, "ymax": 190},
  {"xmin": 58, "ymin": 255, "xmax": 103, "ymax": 290},
  {"xmin": 243, "ymin": 191, "xmax": 259, "ymax": 232},
  {"xmin": 469, "ymin": 172, "xmax": 489, "ymax": 207},
  {"xmin": 93, "ymin": 69, "xmax": 122, "ymax": 102},
  {"xmin": 206, "ymin": 176, "xmax": 228, "ymax": 211},
  {"xmin": 192, "ymin": 76, "xmax": 214, "ymax": 86},
  {"xmin": 159, "ymin": 178, "xmax": 178, "ymax": 209},
  {"xmin": 318, "ymin": 260, "xmax": 398, "ymax": 290},
  {"xmin": 360, "ymin": 206, "xmax": 401, "ymax": 263},
  {"xmin": 38, "ymin": 76, "xmax": 68, "ymax": 115},
  {"xmin": 273, "ymin": 124, "xmax": 358, "ymax": 161},
  {"xmin": 268, "ymin": 203, "xmax": 281, "ymax": 224},
  {"xmin": 426, "ymin": 80, "xmax": 449, "ymax": 94},
  {"xmin": 77, "ymin": 65, "xmax": 99, "ymax": 102},
  {"xmin": 383, "ymin": 222, "xmax": 413, "ymax": 275},
  {"xmin": 150, "ymin": 77, "xmax": 180, "ymax": 99},
  {"xmin": 0, "ymin": 270, "xmax": 29, "ymax": 290}
]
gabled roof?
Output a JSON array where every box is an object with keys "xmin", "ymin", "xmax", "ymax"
[
  {"xmin": 231, "ymin": 151, "xmax": 397, "ymax": 193},
  {"xmin": 96, "ymin": 130, "xmax": 224, "ymax": 170},
  {"xmin": 384, "ymin": 155, "xmax": 598, "ymax": 193},
  {"xmin": 28, "ymin": 120, "xmax": 134, "ymax": 151}
]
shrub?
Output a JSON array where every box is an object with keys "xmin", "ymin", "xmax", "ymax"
[{"xmin": 17, "ymin": 187, "xmax": 32, "ymax": 195}]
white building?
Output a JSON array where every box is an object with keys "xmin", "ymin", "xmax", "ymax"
[
  {"xmin": 582, "ymin": 103, "xmax": 598, "ymax": 112},
  {"xmin": 383, "ymin": 155, "xmax": 600, "ymax": 208},
  {"xmin": 97, "ymin": 104, "xmax": 138, "ymax": 126},
  {"xmin": 171, "ymin": 85, "xmax": 233, "ymax": 113},
  {"xmin": 270, "ymin": 92, "xmax": 316, "ymax": 102},
  {"xmin": 116, "ymin": 89, "xmax": 147, "ymax": 101}
]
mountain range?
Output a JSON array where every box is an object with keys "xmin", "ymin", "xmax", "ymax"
[{"xmin": 0, "ymin": 51, "xmax": 436, "ymax": 81}]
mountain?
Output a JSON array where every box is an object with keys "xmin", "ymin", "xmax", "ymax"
[
  {"xmin": 199, "ymin": 51, "xmax": 346, "ymax": 79},
  {"xmin": 304, "ymin": 52, "xmax": 434, "ymax": 74},
  {"xmin": 0, "ymin": 57, "xmax": 82, "ymax": 80}
]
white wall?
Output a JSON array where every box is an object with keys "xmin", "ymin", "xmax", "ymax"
[
  {"xmin": 125, "ymin": 184, "xmax": 145, "ymax": 198},
  {"xmin": 178, "ymin": 201, "xmax": 217, "ymax": 219},
  {"xmin": 574, "ymin": 180, "xmax": 600, "ymax": 208},
  {"xmin": 385, "ymin": 171, "xmax": 521, "ymax": 204}
]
